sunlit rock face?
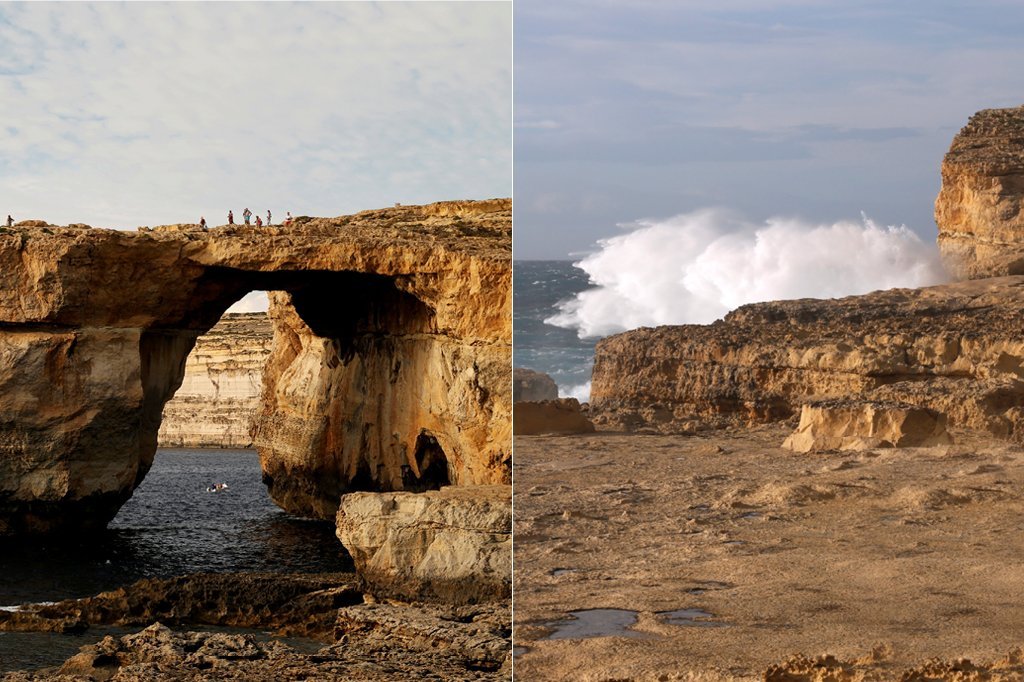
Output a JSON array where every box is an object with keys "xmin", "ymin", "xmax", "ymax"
[
  {"xmin": 0, "ymin": 199, "xmax": 511, "ymax": 535},
  {"xmin": 157, "ymin": 313, "xmax": 272, "ymax": 449},
  {"xmin": 590, "ymin": 277, "xmax": 1024, "ymax": 441},
  {"xmin": 936, "ymin": 105, "xmax": 1024, "ymax": 279}
]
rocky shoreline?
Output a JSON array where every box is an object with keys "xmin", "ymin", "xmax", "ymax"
[{"xmin": 0, "ymin": 572, "xmax": 511, "ymax": 680}]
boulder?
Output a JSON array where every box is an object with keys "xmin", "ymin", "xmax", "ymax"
[
  {"xmin": 782, "ymin": 400, "xmax": 951, "ymax": 453},
  {"xmin": 513, "ymin": 367, "xmax": 558, "ymax": 402},
  {"xmin": 336, "ymin": 485, "xmax": 511, "ymax": 605},
  {"xmin": 936, "ymin": 105, "xmax": 1024, "ymax": 279},
  {"xmin": 513, "ymin": 398, "xmax": 595, "ymax": 435}
]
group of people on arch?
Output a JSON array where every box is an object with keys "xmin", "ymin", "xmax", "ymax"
[{"xmin": 198, "ymin": 208, "xmax": 293, "ymax": 231}]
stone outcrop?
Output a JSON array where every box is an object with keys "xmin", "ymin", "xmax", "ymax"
[
  {"xmin": 0, "ymin": 575, "xmax": 511, "ymax": 681},
  {"xmin": 781, "ymin": 400, "xmax": 951, "ymax": 453},
  {"xmin": 157, "ymin": 313, "xmax": 272, "ymax": 448},
  {"xmin": 512, "ymin": 398, "xmax": 595, "ymax": 435},
  {"xmin": 513, "ymin": 368, "xmax": 558, "ymax": 402},
  {"xmin": 336, "ymin": 485, "xmax": 511, "ymax": 605},
  {"xmin": 0, "ymin": 199, "xmax": 511, "ymax": 536},
  {"xmin": 936, "ymin": 105, "xmax": 1024, "ymax": 279},
  {"xmin": 591, "ymin": 276, "xmax": 1024, "ymax": 439}
]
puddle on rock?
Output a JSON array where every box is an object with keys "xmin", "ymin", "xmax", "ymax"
[
  {"xmin": 551, "ymin": 568, "xmax": 576, "ymax": 577},
  {"xmin": 513, "ymin": 645, "xmax": 529, "ymax": 658},
  {"xmin": 543, "ymin": 609, "xmax": 650, "ymax": 640},
  {"xmin": 658, "ymin": 608, "xmax": 730, "ymax": 628}
]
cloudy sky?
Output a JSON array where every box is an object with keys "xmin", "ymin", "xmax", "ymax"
[
  {"xmin": 515, "ymin": 0, "xmax": 1024, "ymax": 259},
  {"xmin": 0, "ymin": 2, "xmax": 511, "ymax": 229}
]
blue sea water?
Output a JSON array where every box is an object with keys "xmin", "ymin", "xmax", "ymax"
[
  {"xmin": 513, "ymin": 260, "xmax": 599, "ymax": 400},
  {"xmin": 0, "ymin": 449, "xmax": 350, "ymax": 607}
]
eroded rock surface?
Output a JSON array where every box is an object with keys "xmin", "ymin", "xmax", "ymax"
[
  {"xmin": 591, "ymin": 276, "xmax": 1024, "ymax": 439},
  {"xmin": 936, "ymin": 105, "xmax": 1024, "ymax": 279},
  {"xmin": 513, "ymin": 368, "xmax": 558, "ymax": 402},
  {"xmin": 0, "ymin": 199, "xmax": 511, "ymax": 535},
  {"xmin": 782, "ymin": 400, "xmax": 951, "ymax": 453},
  {"xmin": 336, "ymin": 485, "xmax": 511, "ymax": 605},
  {"xmin": 512, "ymin": 398, "xmax": 595, "ymax": 435},
  {"xmin": 157, "ymin": 313, "xmax": 272, "ymax": 448},
  {"xmin": 0, "ymin": 574, "xmax": 511, "ymax": 681}
]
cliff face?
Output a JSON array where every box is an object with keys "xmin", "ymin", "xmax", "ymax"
[
  {"xmin": 157, "ymin": 313, "xmax": 271, "ymax": 449},
  {"xmin": 590, "ymin": 276, "xmax": 1024, "ymax": 440},
  {"xmin": 0, "ymin": 199, "xmax": 511, "ymax": 535},
  {"xmin": 936, "ymin": 105, "xmax": 1024, "ymax": 279}
]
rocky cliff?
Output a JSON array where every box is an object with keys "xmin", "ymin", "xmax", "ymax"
[
  {"xmin": 157, "ymin": 313, "xmax": 271, "ymax": 449},
  {"xmin": 590, "ymin": 276, "xmax": 1024, "ymax": 439},
  {"xmin": 936, "ymin": 105, "xmax": 1024, "ymax": 279},
  {"xmin": 0, "ymin": 199, "xmax": 511, "ymax": 535}
]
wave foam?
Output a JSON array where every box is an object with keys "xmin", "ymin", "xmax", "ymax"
[{"xmin": 546, "ymin": 208, "xmax": 948, "ymax": 339}]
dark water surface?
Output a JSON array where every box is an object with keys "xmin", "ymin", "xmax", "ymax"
[{"xmin": 0, "ymin": 449, "xmax": 351, "ymax": 606}]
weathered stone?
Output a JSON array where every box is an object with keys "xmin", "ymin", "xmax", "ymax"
[
  {"xmin": 513, "ymin": 368, "xmax": 558, "ymax": 402},
  {"xmin": 936, "ymin": 105, "xmax": 1024, "ymax": 279},
  {"xmin": 0, "ymin": 572, "xmax": 361, "ymax": 638},
  {"xmin": 0, "ymin": 199, "xmax": 511, "ymax": 535},
  {"xmin": 512, "ymin": 398, "xmax": 595, "ymax": 435},
  {"xmin": 591, "ymin": 276, "xmax": 1024, "ymax": 439},
  {"xmin": 336, "ymin": 485, "xmax": 511, "ymax": 605},
  {"xmin": 157, "ymin": 313, "xmax": 272, "ymax": 448},
  {"xmin": 781, "ymin": 400, "xmax": 951, "ymax": 453}
]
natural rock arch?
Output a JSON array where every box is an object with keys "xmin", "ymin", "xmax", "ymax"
[{"xmin": 0, "ymin": 200, "xmax": 511, "ymax": 535}]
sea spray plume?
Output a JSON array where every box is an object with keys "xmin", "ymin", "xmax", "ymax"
[{"xmin": 545, "ymin": 208, "xmax": 950, "ymax": 339}]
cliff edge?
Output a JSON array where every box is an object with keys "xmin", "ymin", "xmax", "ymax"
[{"xmin": 0, "ymin": 198, "xmax": 511, "ymax": 535}]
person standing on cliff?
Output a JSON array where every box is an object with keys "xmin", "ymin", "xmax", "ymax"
[
  {"xmin": 5, "ymin": 215, "xmax": 11, "ymax": 227},
  {"xmin": 243, "ymin": 207, "xmax": 252, "ymax": 225},
  {"xmin": 284, "ymin": 211, "xmax": 292, "ymax": 226},
  {"xmin": 255, "ymin": 215, "xmax": 263, "ymax": 228},
  {"xmin": 266, "ymin": 210, "xmax": 272, "ymax": 226},
  {"xmin": 199, "ymin": 217, "xmax": 207, "ymax": 230},
  {"xmin": 228, "ymin": 210, "xmax": 234, "ymax": 225}
]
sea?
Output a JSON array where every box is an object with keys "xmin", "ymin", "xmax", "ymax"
[
  {"xmin": 513, "ymin": 260, "xmax": 600, "ymax": 401},
  {"xmin": 0, "ymin": 448, "xmax": 350, "ymax": 672}
]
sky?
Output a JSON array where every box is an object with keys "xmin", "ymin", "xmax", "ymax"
[
  {"xmin": 0, "ymin": 2, "xmax": 512, "ymax": 230},
  {"xmin": 514, "ymin": 0, "xmax": 1024, "ymax": 259}
]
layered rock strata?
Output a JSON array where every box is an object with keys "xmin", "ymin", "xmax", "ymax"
[
  {"xmin": 512, "ymin": 398, "xmax": 595, "ymax": 435},
  {"xmin": 936, "ymin": 105, "xmax": 1024, "ymax": 279},
  {"xmin": 157, "ymin": 313, "xmax": 272, "ymax": 448},
  {"xmin": 590, "ymin": 276, "xmax": 1024, "ymax": 439},
  {"xmin": 0, "ymin": 199, "xmax": 511, "ymax": 535},
  {"xmin": 513, "ymin": 368, "xmax": 558, "ymax": 402},
  {"xmin": 336, "ymin": 485, "xmax": 512, "ymax": 605},
  {"xmin": 781, "ymin": 400, "xmax": 950, "ymax": 453}
]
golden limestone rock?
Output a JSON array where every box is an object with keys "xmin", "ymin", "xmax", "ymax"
[
  {"xmin": 781, "ymin": 399, "xmax": 951, "ymax": 453},
  {"xmin": 936, "ymin": 105, "xmax": 1024, "ymax": 279},
  {"xmin": 0, "ymin": 199, "xmax": 511, "ymax": 535},
  {"xmin": 591, "ymin": 277, "xmax": 1024, "ymax": 440},
  {"xmin": 157, "ymin": 313, "xmax": 272, "ymax": 448}
]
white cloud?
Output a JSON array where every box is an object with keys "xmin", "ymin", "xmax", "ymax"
[{"xmin": 0, "ymin": 2, "xmax": 511, "ymax": 228}]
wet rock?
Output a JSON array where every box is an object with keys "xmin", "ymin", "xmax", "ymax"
[
  {"xmin": 513, "ymin": 368, "xmax": 558, "ymax": 402},
  {"xmin": 0, "ymin": 572, "xmax": 362, "ymax": 639},
  {"xmin": 513, "ymin": 398, "xmax": 595, "ymax": 435},
  {"xmin": 336, "ymin": 485, "xmax": 511, "ymax": 605},
  {"xmin": 782, "ymin": 400, "xmax": 951, "ymax": 452}
]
